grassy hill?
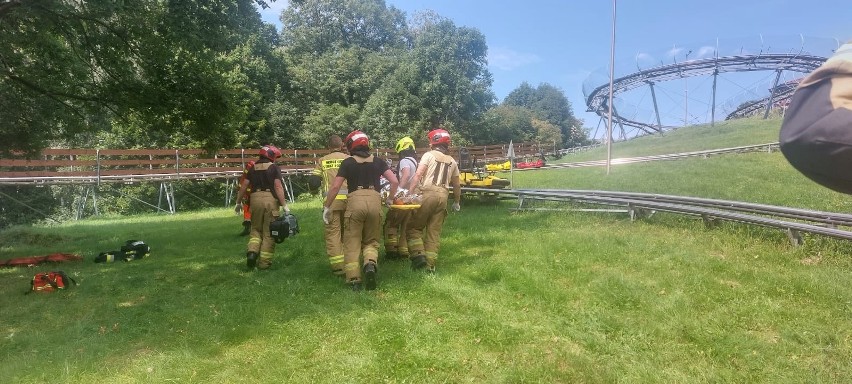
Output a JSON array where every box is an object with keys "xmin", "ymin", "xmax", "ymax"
[{"xmin": 2, "ymin": 117, "xmax": 851, "ymax": 383}]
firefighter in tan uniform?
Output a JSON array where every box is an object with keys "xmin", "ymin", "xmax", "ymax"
[
  {"xmin": 383, "ymin": 136, "xmax": 418, "ymax": 259},
  {"xmin": 323, "ymin": 130, "xmax": 398, "ymax": 291},
  {"xmin": 406, "ymin": 128, "xmax": 461, "ymax": 273},
  {"xmin": 780, "ymin": 40, "xmax": 852, "ymax": 194},
  {"xmin": 313, "ymin": 135, "xmax": 349, "ymax": 276},
  {"xmin": 234, "ymin": 145, "xmax": 289, "ymax": 270}
]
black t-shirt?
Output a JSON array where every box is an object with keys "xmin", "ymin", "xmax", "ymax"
[
  {"xmin": 248, "ymin": 159, "xmax": 283, "ymax": 191},
  {"xmin": 337, "ymin": 155, "xmax": 389, "ymax": 192}
]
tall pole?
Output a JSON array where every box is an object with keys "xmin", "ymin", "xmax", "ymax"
[
  {"xmin": 606, "ymin": 0, "xmax": 616, "ymax": 175},
  {"xmin": 711, "ymin": 69, "xmax": 718, "ymax": 126},
  {"xmin": 684, "ymin": 78, "xmax": 688, "ymax": 126}
]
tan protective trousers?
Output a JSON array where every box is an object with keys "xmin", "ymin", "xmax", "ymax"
[
  {"xmin": 383, "ymin": 208, "xmax": 413, "ymax": 256},
  {"xmin": 247, "ymin": 191, "xmax": 279, "ymax": 268},
  {"xmin": 405, "ymin": 186, "xmax": 449, "ymax": 268},
  {"xmin": 324, "ymin": 198, "xmax": 347, "ymax": 274},
  {"xmin": 342, "ymin": 189, "xmax": 382, "ymax": 283}
]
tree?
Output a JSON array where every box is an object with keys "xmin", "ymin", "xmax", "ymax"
[
  {"xmin": 477, "ymin": 105, "xmax": 534, "ymax": 145},
  {"xmin": 405, "ymin": 12, "xmax": 495, "ymax": 141},
  {"xmin": 0, "ymin": 0, "xmax": 289, "ymax": 153},
  {"xmin": 280, "ymin": 0, "xmax": 410, "ymax": 56},
  {"xmin": 503, "ymin": 82, "xmax": 585, "ymax": 147},
  {"xmin": 279, "ymin": 0, "xmax": 411, "ymax": 147}
]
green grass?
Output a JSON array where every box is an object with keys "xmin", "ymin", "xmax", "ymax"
[
  {"xmin": 564, "ymin": 117, "xmax": 781, "ymax": 162},
  {"xmin": 3, "ymin": 117, "xmax": 852, "ymax": 383}
]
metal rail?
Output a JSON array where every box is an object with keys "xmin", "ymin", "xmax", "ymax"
[
  {"xmin": 461, "ymin": 187, "xmax": 852, "ymax": 244},
  {"xmin": 584, "ymin": 52, "xmax": 827, "ymax": 134},
  {"xmin": 0, "ymin": 168, "xmax": 315, "ymax": 185},
  {"xmin": 514, "ymin": 143, "xmax": 778, "ymax": 172}
]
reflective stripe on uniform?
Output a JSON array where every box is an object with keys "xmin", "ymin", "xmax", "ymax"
[
  {"xmin": 407, "ymin": 238, "xmax": 423, "ymax": 248},
  {"xmin": 328, "ymin": 254, "xmax": 344, "ymax": 264},
  {"xmin": 343, "ymin": 262, "xmax": 359, "ymax": 272}
]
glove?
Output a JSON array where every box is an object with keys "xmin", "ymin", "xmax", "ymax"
[
  {"xmin": 452, "ymin": 201, "xmax": 461, "ymax": 212},
  {"xmin": 282, "ymin": 204, "xmax": 290, "ymax": 215},
  {"xmin": 322, "ymin": 207, "xmax": 331, "ymax": 225},
  {"xmin": 386, "ymin": 198, "xmax": 394, "ymax": 207},
  {"xmin": 234, "ymin": 204, "xmax": 242, "ymax": 215}
]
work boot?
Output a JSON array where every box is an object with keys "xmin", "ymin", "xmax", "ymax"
[
  {"xmin": 385, "ymin": 250, "xmax": 398, "ymax": 260},
  {"xmin": 240, "ymin": 220, "xmax": 251, "ymax": 236},
  {"xmin": 410, "ymin": 254, "xmax": 427, "ymax": 270},
  {"xmin": 350, "ymin": 281, "xmax": 363, "ymax": 291},
  {"xmin": 363, "ymin": 262, "xmax": 378, "ymax": 290},
  {"xmin": 246, "ymin": 251, "xmax": 258, "ymax": 269}
]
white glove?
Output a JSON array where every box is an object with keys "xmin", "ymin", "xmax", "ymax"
[
  {"xmin": 234, "ymin": 204, "xmax": 242, "ymax": 215},
  {"xmin": 282, "ymin": 204, "xmax": 291, "ymax": 215},
  {"xmin": 322, "ymin": 207, "xmax": 331, "ymax": 225},
  {"xmin": 396, "ymin": 188, "xmax": 409, "ymax": 197},
  {"xmin": 386, "ymin": 198, "xmax": 394, "ymax": 207},
  {"xmin": 452, "ymin": 202, "xmax": 461, "ymax": 212}
]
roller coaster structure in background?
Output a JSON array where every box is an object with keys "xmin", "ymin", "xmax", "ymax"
[{"xmin": 583, "ymin": 35, "xmax": 841, "ymax": 139}]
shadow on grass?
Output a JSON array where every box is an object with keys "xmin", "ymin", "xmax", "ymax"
[{"xmin": 0, "ymin": 208, "xmax": 437, "ymax": 378}]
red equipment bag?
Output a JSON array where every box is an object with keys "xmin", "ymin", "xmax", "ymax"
[
  {"xmin": 1, "ymin": 253, "xmax": 83, "ymax": 268},
  {"xmin": 28, "ymin": 271, "xmax": 77, "ymax": 294}
]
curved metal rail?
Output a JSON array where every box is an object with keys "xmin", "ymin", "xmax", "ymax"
[
  {"xmin": 462, "ymin": 187, "xmax": 852, "ymax": 244},
  {"xmin": 585, "ymin": 52, "xmax": 827, "ymax": 134}
]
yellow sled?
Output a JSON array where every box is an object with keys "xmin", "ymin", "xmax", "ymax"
[
  {"xmin": 485, "ymin": 160, "xmax": 511, "ymax": 172},
  {"xmin": 458, "ymin": 147, "xmax": 510, "ymax": 189}
]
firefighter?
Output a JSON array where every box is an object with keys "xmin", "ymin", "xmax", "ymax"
[
  {"xmin": 237, "ymin": 160, "xmax": 255, "ymax": 236},
  {"xmin": 780, "ymin": 40, "xmax": 852, "ymax": 194},
  {"xmin": 313, "ymin": 135, "xmax": 349, "ymax": 276},
  {"xmin": 234, "ymin": 145, "xmax": 290, "ymax": 270},
  {"xmin": 383, "ymin": 136, "xmax": 418, "ymax": 259},
  {"xmin": 323, "ymin": 130, "xmax": 398, "ymax": 291},
  {"xmin": 406, "ymin": 128, "xmax": 461, "ymax": 273}
]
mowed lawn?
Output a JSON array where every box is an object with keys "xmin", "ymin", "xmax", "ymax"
[{"xmin": 2, "ymin": 118, "xmax": 852, "ymax": 383}]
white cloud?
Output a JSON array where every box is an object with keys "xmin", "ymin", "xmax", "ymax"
[
  {"xmin": 635, "ymin": 52, "xmax": 652, "ymax": 61},
  {"xmin": 666, "ymin": 46, "xmax": 684, "ymax": 58},
  {"xmin": 488, "ymin": 47, "xmax": 541, "ymax": 71},
  {"xmin": 695, "ymin": 45, "xmax": 716, "ymax": 59}
]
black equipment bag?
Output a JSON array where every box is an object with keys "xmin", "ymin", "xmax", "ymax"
[{"xmin": 270, "ymin": 213, "xmax": 299, "ymax": 243}]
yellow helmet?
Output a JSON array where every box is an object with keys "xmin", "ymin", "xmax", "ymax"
[{"xmin": 395, "ymin": 136, "xmax": 415, "ymax": 153}]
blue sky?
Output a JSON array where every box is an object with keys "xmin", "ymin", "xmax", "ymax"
[{"xmin": 258, "ymin": 0, "xmax": 849, "ymax": 135}]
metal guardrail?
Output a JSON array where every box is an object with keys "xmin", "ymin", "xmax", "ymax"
[
  {"xmin": 461, "ymin": 187, "xmax": 852, "ymax": 245},
  {"xmin": 513, "ymin": 142, "xmax": 779, "ymax": 171}
]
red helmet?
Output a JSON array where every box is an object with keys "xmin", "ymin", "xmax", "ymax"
[
  {"xmin": 259, "ymin": 145, "xmax": 281, "ymax": 161},
  {"xmin": 428, "ymin": 128, "xmax": 451, "ymax": 146},
  {"xmin": 345, "ymin": 130, "xmax": 370, "ymax": 151}
]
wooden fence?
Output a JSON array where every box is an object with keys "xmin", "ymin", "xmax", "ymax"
[{"xmin": 0, "ymin": 142, "xmax": 552, "ymax": 184}]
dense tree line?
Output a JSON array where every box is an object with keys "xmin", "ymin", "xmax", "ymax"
[{"xmin": 0, "ymin": 0, "xmax": 588, "ymax": 227}]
